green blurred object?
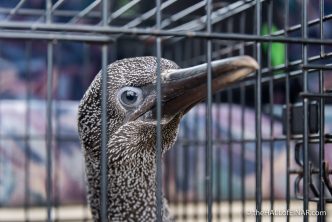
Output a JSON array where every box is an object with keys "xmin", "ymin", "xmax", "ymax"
[{"xmin": 261, "ymin": 23, "xmax": 285, "ymax": 68}]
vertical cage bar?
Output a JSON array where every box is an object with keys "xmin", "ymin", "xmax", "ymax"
[
  {"xmin": 205, "ymin": 0, "xmax": 213, "ymax": 221},
  {"xmin": 156, "ymin": 26, "xmax": 163, "ymax": 222},
  {"xmin": 46, "ymin": 0, "xmax": 52, "ymax": 22},
  {"xmin": 82, "ymin": 43, "xmax": 91, "ymax": 222},
  {"xmin": 284, "ymin": 0, "xmax": 291, "ymax": 221},
  {"xmin": 320, "ymin": 0, "xmax": 325, "ymax": 57},
  {"xmin": 255, "ymin": 0, "xmax": 262, "ymax": 221},
  {"xmin": 155, "ymin": 0, "xmax": 163, "ymax": 220},
  {"xmin": 215, "ymin": 91, "xmax": 222, "ymax": 222},
  {"xmin": 183, "ymin": 40, "xmax": 191, "ymax": 221},
  {"xmin": 0, "ymin": 41, "xmax": 2, "ymax": 210},
  {"xmin": 227, "ymin": 89, "xmax": 233, "ymax": 222},
  {"xmin": 0, "ymin": 39, "xmax": 1, "ymax": 219},
  {"xmin": 226, "ymin": 16, "xmax": 234, "ymax": 222},
  {"xmin": 302, "ymin": 0, "xmax": 309, "ymax": 221},
  {"xmin": 100, "ymin": 0, "xmax": 109, "ymax": 221},
  {"xmin": 318, "ymin": 68, "xmax": 325, "ymax": 222},
  {"xmin": 183, "ymin": 120, "xmax": 189, "ymax": 221},
  {"xmin": 100, "ymin": 44, "xmax": 108, "ymax": 222},
  {"xmin": 53, "ymin": 45, "xmax": 60, "ymax": 222},
  {"xmin": 268, "ymin": 80, "xmax": 274, "ymax": 222},
  {"xmin": 173, "ymin": 43, "xmax": 182, "ymax": 221},
  {"xmin": 24, "ymin": 41, "xmax": 32, "ymax": 222},
  {"xmin": 46, "ymin": 1, "xmax": 53, "ymax": 221},
  {"xmin": 240, "ymin": 84, "xmax": 246, "ymax": 222},
  {"xmin": 46, "ymin": 34, "xmax": 53, "ymax": 222},
  {"xmin": 194, "ymin": 39, "xmax": 200, "ymax": 222},
  {"xmin": 193, "ymin": 38, "xmax": 200, "ymax": 222},
  {"xmin": 318, "ymin": 1, "xmax": 326, "ymax": 221},
  {"xmin": 193, "ymin": 105, "xmax": 200, "ymax": 222},
  {"xmin": 214, "ymin": 23, "xmax": 222, "ymax": 222},
  {"xmin": 239, "ymin": 12, "xmax": 246, "ymax": 222},
  {"xmin": 267, "ymin": 1, "xmax": 274, "ymax": 221}
]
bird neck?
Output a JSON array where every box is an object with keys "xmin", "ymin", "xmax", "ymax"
[{"xmin": 108, "ymin": 154, "xmax": 165, "ymax": 221}]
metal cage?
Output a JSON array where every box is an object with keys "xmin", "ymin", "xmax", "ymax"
[{"xmin": 0, "ymin": 0, "xmax": 331, "ymax": 221}]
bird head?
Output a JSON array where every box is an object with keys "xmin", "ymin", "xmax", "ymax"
[{"xmin": 78, "ymin": 56, "xmax": 258, "ymax": 166}]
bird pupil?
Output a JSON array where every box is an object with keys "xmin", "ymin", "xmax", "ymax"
[
  {"xmin": 119, "ymin": 88, "xmax": 141, "ymax": 107},
  {"xmin": 125, "ymin": 90, "xmax": 137, "ymax": 102}
]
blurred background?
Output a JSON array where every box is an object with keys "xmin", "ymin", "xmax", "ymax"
[{"xmin": 0, "ymin": 0, "xmax": 332, "ymax": 221}]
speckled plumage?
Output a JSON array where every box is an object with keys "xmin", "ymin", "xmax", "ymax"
[{"xmin": 78, "ymin": 57, "xmax": 181, "ymax": 221}]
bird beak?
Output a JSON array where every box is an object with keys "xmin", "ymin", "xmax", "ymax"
[
  {"xmin": 129, "ymin": 56, "xmax": 258, "ymax": 122},
  {"xmin": 159, "ymin": 55, "xmax": 259, "ymax": 119}
]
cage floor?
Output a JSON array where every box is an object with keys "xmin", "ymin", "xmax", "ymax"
[{"xmin": 0, "ymin": 201, "xmax": 330, "ymax": 222}]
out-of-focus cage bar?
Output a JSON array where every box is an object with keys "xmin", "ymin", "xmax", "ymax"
[{"xmin": 0, "ymin": 0, "xmax": 332, "ymax": 222}]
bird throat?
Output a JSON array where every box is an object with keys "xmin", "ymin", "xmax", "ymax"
[
  {"xmin": 86, "ymin": 116, "xmax": 181, "ymax": 221},
  {"xmin": 107, "ymin": 154, "xmax": 171, "ymax": 221}
]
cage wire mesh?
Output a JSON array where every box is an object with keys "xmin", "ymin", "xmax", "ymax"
[{"xmin": 0, "ymin": 0, "xmax": 332, "ymax": 221}]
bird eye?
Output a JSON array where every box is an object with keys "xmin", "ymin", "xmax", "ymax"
[{"xmin": 117, "ymin": 87, "xmax": 143, "ymax": 108}]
